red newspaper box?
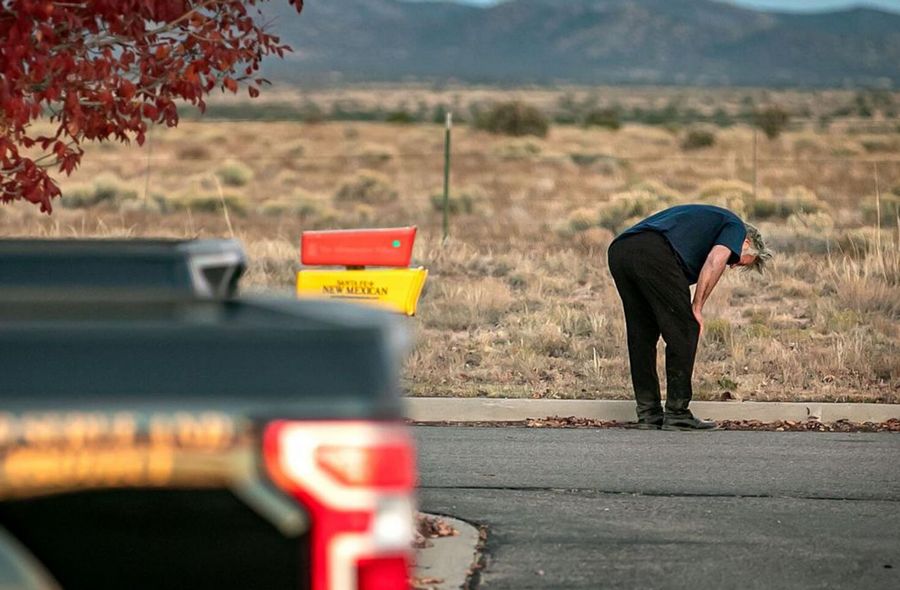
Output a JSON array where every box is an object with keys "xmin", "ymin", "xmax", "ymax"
[{"xmin": 300, "ymin": 227, "xmax": 416, "ymax": 268}]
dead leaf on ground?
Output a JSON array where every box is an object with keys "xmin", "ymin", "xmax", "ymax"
[
  {"xmin": 414, "ymin": 513, "xmax": 459, "ymax": 549},
  {"xmin": 411, "ymin": 576, "xmax": 444, "ymax": 590}
]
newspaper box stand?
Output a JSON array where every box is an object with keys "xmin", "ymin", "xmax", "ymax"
[{"xmin": 296, "ymin": 227, "xmax": 428, "ymax": 316}]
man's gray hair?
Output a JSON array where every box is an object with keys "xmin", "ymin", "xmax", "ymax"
[{"xmin": 743, "ymin": 222, "xmax": 772, "ymax": 274}]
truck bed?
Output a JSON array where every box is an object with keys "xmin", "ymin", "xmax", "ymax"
[
  {"xmin": 0, "ymin": 296, "xmax": 405, "ymax": 419},
  {"xmin": 0, "ymin": 240, "xmax": 412, "ymax": 590}
]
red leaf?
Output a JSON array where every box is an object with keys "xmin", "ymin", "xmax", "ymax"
[
  {"xmin": 120, "ymin": 80, "xmax": 136, "ymax": 100},
  {"xmin": 65, "ymin": 118, "xmax": 80, "ymax": 136},
  {"xmin": 142, "ymin": 104, "xmax": 159, "ymax": 119}
]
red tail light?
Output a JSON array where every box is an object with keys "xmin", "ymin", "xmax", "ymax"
[
  {"xmin": 316, "ymin": 444, "xmax": 416, "ymax": 489},
  {"xmin": 357, "ymin": 556, "xmax": 410, "ymax": 590},
  {"xmin": 264, "ymin": 421, "xmax": 415, "ymax": 590}
]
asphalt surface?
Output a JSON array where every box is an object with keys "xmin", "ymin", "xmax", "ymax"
[{"xmin": 414, "ymin": 427, "xmax": 900, "ymax": 590}]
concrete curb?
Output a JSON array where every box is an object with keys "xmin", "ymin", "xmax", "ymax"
[
  {"xmin": 415, "ymin": 514, "xmax": 481, "ymax": 590},
  {"xmin": 405, "ymin": 398, "xmax": 900, "ymax": 424}
]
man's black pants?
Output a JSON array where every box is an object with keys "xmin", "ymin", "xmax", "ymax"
[{"xmin": 607, "ymin": 231, "xmax": 699, "ymax": 420}]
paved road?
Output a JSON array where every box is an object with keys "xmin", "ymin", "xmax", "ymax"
[{"xmin": 414, "ymin": 427, "xmax": 900, "ymax": 589}]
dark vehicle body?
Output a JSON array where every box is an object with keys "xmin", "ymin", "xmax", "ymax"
[{"xmin": 0, "ymin": 240, "xmax": 415, "ymax": 590}]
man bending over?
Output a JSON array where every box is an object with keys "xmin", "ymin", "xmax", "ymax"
[{"xmin": 607, "ymin": 204, "xmax": 772, "ymax": 431}]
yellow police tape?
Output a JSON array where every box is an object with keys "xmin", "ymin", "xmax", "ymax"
[{"xmin": 296, "ymin": 268, "xmax": 428, "ymax": 316}]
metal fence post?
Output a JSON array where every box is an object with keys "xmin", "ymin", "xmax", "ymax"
[
  {"xmin": 752, "ymin": 127, "xmax": 758, "ymax": 202},
  {"xmin": 443, "ymin": 112, "xmax": 452, "ymax": 244}
]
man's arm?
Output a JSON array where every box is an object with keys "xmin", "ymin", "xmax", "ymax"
[{"xmin": 691, "ymin": 245, "xmax": 732, "ymax": 334}]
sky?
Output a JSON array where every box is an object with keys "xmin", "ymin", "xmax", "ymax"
[{"xmin": 436, "ymin": 0, "xmax": 900, "ymax": 13}]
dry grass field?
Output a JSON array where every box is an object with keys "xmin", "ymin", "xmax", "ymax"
[{"xmin": 2, "ymin": 87, "xmax": 898, "ymax": 404}]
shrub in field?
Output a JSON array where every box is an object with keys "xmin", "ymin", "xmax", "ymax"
[
  {"xmin": 553, "ymin": 112, "xmax": 578, "ymax": 125},
  {"xmin": 354, "ymin": 144, "xmax": 396, "ymax": 167},
  {"xmin": 860, "ymin": 138, "xmax": 898, "ymax": 153},
  {"xmin": 788, "ymin": 211, "xmax": 835, "ymax": 233},
  {"xmin": 744, "ymin": 322, "xmax": 773, "ymax": 339},
  {"xmin": 734, "ymin": 185, "xmax": 826, "ymax": 220},
  {"xmin": 861, "ymin": 192, "xmax": 900, "ymax": 226},
  {"xmin": 118, "ymin": 194, "xmax": 170, "ymax": 214},
  {"xmin": 173, "ymin": 193, "xmax": 248, "ymax": 216},
  {"xmin": 241, "ymin": 238, "xmax": 299, "ymax": 289},
  {"xmin": 681, "ymin": 127, "xmax": 716, "ymax": 150},
  {"xmin": 526, "ymin": 323, "xmax": 571, "ymax": 358},
  {"xmin": 754, "ymin": 106, "xmax": 790, "ymax": 140},
  {"xmin": 793, "ymin": 136, "xmax": 825, "ymax": 155},
  {"xmin": 431, "ymin": 104, "xmax": 450, "ymax": 125},
  {"xmin": 763, "ymin": 223, "xmax": 823, "ymax": 255},
  {"xmin": 330, "ymin": 100, "xmax": 381, "ymax": 122},
  {"xmin": 494, "ymin": 139, "xmax": 542, "ymax": 160},
  {"xmin": 297, "ymin": 100, "xmax": 326, "ymax": 124},
  {"xmin": 827, "ymin": 243, "xmax": 900, "ymax": 317},
  {"xmin": 830, "ymin": 144, "xmax": 863, "ymax": 157},
  {"xmin": 177, "ymin": 143, "xmax": 213, "ymax": 161},
  {"xmin": 705, "ymin": 194, "xmax": 749, "ymax": 217},
  {"xmin": 258, "ymin": 195, "xmax": 324, "ymax": 218},
  {"xmin": 778, "ymin": 186, "xmax": 827, "ymax": 216},
  {"xmin": 264, "ymin": 201, "xmax": 339, "ymax": 228},
  {"xmin": 750, "ymin": 197, "xmax": 782, "ymax": 220},
  {"xmin": 60, "ymin": 187, "xmax": 95, "ymax": 208},
  {"xmin": 284, "ymin": 142, "xmax": 306, "ymax": 160},
  {"xmin": 819, "ymin": 308, "xmax": 862, "ymax": 334},
  {"xmin": 569, "ymin": 153, "xmax": 621, "ymax": 175},
  {"xmin": 61, "ymin": 174, "xmax": 135, "ymax": 208},
  {"xmin": 420, "ymin": 280, "xmax": 515, "ymax": 331},
  {"xmin": 347, "ymin": 204, "xmax": 377, "ymax": 225},
  {"xmin": 334, "ymin": 171, "xmax": 398, "ymax": 204},
  {"xmin": 629, "ymin": 179, "xmax": 684, "ymax": 202},
  {"xmin": 582, "ymin": 108, "xmax": 621, "ymax": 130},
  {"xmin": 215, "ymin": 160, "xmax": 254, "ymax": 187},
  {"xmin": 574, "ymin": 227, "xmax": 614, "ymax": 253},
  {"xmin": 787, "ymin": 211, "xmax": 834, "ymax": 232},
  {"xmin": 711, "ymin": 108, "xmax": 734, "ymax": 128},
  {"xmin": 597, "ymin": 190, "xmax": 674, "ymax": 233},
  {"xmin": 569, "ymin": 152, "xmax": 602, "ymax": 167},
  {"xmin": 771, "ymin": 212, "xmax": 847, "ymax": 256},
  {"xmin": 430, "ymin": 191, "xmax": 479, "ymax": 215},
  {"xmin": 704, "ymin": 318, "xmax": 733, "ymax": 346},
  {"xmin": 697, "ymin": 179, "xmax": 754, "ymax": 216},
  {"xmin": 385, "ymin": 110, "xmax": 416, "ymax": 124},
  {"xmin": 566, "ymin": 207, "xmax": 598, "ymax": 232},
  {"xmin": 465, "ymin": 252, "xmax": 516, "ymax": 279},
  {"xmin": 476, "ymin": 101, "xmax": 549, "ymax": 138},
  {"xmin": 93, "ymin": 174, "xmax": 131, "ymax": 203},
  {"xmin": 705, "ymin": 193, "xmax": 750, "ymax": 216},
  {"xmin": 631, "ymin": 104, "xmax": 681, "ymax": 126}
]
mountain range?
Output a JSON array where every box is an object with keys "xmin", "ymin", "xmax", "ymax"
[{"xmin": 260, "ymin": 0, "xmax": 900, "ymax": 87}]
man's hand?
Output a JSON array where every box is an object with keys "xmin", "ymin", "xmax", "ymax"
[{"xmin": 691, "ymin": 245, "xmax": 731, "ymax": 335}]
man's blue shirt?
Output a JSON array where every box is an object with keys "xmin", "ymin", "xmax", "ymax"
[{"xmin": 612, "ymin": 204, "xmax": 746, "ymax": 284}]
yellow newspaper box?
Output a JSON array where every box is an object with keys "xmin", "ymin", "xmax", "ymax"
[
  {"xmin": 296, "ymin": 267, "xmax": 428, "ymax": 316},
  {"xmin": 297, "ymin": 227, "xmax": 427, "ymax": 316}
]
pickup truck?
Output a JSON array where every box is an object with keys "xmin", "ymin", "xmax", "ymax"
[{"xmin": 0, "ymin": 239, "xmax": 416, "ymax": 590}]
